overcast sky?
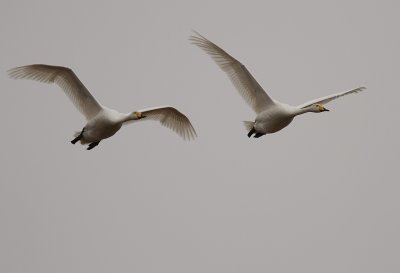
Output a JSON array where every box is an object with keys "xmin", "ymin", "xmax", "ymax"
[{"xmin": 0, "ymin": 0, "xmax": 399, "ymax": 273}]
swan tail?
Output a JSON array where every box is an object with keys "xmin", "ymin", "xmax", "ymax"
[{"xmin": 242, "ymin": 121, "xmax": 255, "ymax": 131}]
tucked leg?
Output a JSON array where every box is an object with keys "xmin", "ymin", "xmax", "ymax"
[
  {"xmin": 87, "ymin": 141, "xmax": 100, "ymax": 150},
  {"xmin": 254, "ymin": 132, "xmax": 265, "ymax": 138},
  {"xmin": 247, "ymin": 128, "xmax": 256, "ymax": 138},
  {"xmin": 71, "ymin": 128, "xmax": 84, "ymax": 144}
]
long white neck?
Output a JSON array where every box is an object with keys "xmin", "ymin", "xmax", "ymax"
[
  {"xmin": 291, "ymin": 106, "xmax": 316, "ymax": 117},
  {"xmin": 121, "ymin": 112, "xmax": 140, "ymax": 123}
]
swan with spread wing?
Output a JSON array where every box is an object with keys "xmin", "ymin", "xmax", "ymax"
[
  {"xmin": 8, "ymin": 64, "xmax": 196, "ymax": 150},
  {"xmin": 190, "ymin": 32, "xmax": 366, "ymax": 138}
]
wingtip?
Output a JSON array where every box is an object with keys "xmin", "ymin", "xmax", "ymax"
[
  {"xmin": 356, "ymin": 86, "xmax": 367, "ymax": 93},
  {"xmin": 185, "ymin": 127, "xmax": 197, "ymax": 141},
  {"xmin": 188, "ymin": 30, "xmax": 207, "ymax": 44},
  {"xmin": 7, "ymin": 66, "xmax": 22, "ymax": 79},
  {"xmin": 190, "ymin": 29, "xmax": 202, "ymax": 37}
]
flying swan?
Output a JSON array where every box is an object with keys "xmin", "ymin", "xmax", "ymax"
[
  {"xmin": 8, "ymin": 64, "xmax": 196, "ymax": 150},
  {"xmin": 190, "ymin": 32, "xmax": 366, "ymax": 138}
]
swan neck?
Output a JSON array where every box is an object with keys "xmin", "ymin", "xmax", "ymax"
[
  {"xmin": 293, "ymin": 107, "xmax": 312, "ymax": 116},
  {"xmin": 122, "ymin": 112, "xmax": 137, "ymax": 123}
]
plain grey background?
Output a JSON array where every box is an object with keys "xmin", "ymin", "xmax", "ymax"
[{"xmin": 0, "ymin": 0, "xmax": 399, "ymax": 272}]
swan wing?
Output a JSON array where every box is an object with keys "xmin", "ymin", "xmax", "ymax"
[
  {"xmin": 8, "ymin": 64, "xmax": 103, "ymax": 120},
  {"xmin": 132, "ymin": 106, "xmax": 197, "ymax": 141},
  {"xmin": 297, "ymin": 87, "xmax": 366, "ymax": 109},
  {"xmin": 190, "ymin": 32, "xmax": 275, "ymax": 113}
]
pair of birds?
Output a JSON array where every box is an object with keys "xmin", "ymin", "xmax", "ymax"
[{"xmin": 8, "ymin": 32, "xmax": 366, "ymax": 150}]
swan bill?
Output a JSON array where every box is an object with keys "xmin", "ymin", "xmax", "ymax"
[
  {"xmin": 134, "ymin": 111, "xmax": 146, "ymax": 119},
  {"xmin": 319, "ymin": 105, "xmax": 329, "ymax": 112}
]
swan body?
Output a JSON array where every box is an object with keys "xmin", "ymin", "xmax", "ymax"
[
  {"xmin": 252, "ymin": 103, "xmax": 295, "ymax": 134},
  {"xmin": 8, "ymin": 64, "xmax": 196, "ymax": 150},
  {"xmin": 190, "ymin": 32, "xmax": 366, "ymax": 138},
  {"xmin": 78, "ymin": 107, "xmax": 126, "ymax": 144}
]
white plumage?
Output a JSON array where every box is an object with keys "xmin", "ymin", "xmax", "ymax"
[
  {"xmin": 190, "ymin": 32, "xmax": 366, "ymax": 138},
  {"xmin": 8, "ymin": 64, "xmax": 196, "ymax": 150}
]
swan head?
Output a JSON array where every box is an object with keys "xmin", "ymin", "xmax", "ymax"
[
  {"xmin": 311, "ymin": 104, "xmax": 329, "ymax": 113},
  {"xmin": 134, "ymin": 111, "xmax": 146, "ymax": 119}
]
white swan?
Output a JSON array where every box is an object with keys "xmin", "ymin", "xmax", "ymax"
[
  {"xmin": 190, "ymin": 32, "xmax": 366, "ymax": 138},
  {"xmin": 8, "ymin": 64, "xmax": 196, "ymax": 150}
]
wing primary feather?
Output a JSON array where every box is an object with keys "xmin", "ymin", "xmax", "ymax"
[
  {"xmin": 8, "ymin": 64, "xmax": 103, "ymax": 120},
  {"xmin": 190, "ymin": 31, "xmax": 275, "ymax": 113},
  {"xmin": 297, "ymin": 87, "xmax": 367, "ymax": 109},
  {"xmin": 134, "ymin": 106, "xmax": 197, "ymax": 141}
]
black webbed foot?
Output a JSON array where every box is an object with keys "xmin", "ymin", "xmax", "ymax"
[
  {"xmin": 254, "ymin": 133, "xmax": 265, "ymax": 138},
  {"xmin": 71, "ymin": 128, "xmax": 84, "ymax": 144},
  {"xmin": 247, "ymin": 128, "xmax": 256, "ymax": 138},
  {"xmin": 87, "ymin": 141, "xmax": 100, "ymax": 150}
]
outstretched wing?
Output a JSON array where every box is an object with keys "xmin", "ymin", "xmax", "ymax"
[
  {"xmin": 190, "ymin": 31, "xmax": 275, "ymax": 114},
  {"xmin": 132, "ymin": 106, "xmax": 197, "ymax": 141},
  {"xmin": 8, "ymin": 64, "xmax": 103, "ymax": 120},
  {"xmin": 297, "ymin": 87, "xmax": 366, "ymax": 109}
]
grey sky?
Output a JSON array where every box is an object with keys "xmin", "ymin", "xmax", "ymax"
[{"xmin": 0, "ymin": 0, "xmax": 399, "ymax": 273}]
